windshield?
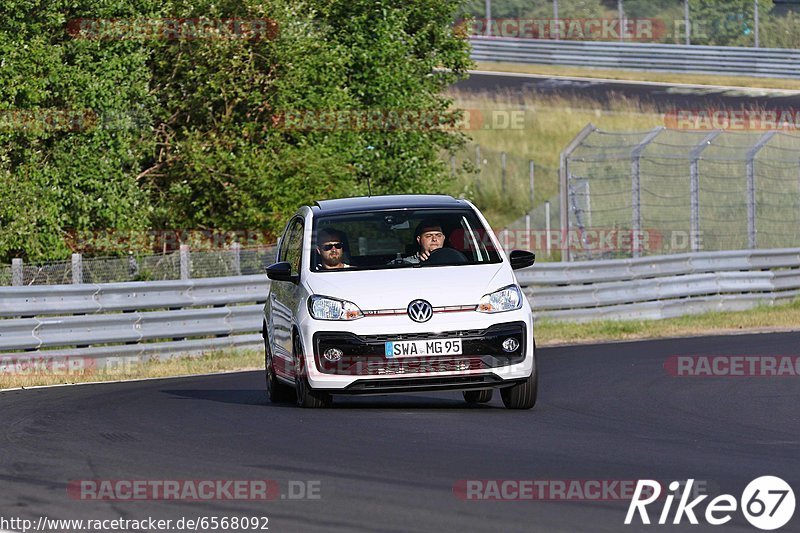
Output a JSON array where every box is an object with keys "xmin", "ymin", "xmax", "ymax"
[{"xmin": 311, "ymin": 208, "xmax": 503, "ymax": 271}]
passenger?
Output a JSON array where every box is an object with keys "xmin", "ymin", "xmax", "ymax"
[{"xmin": 316, "ymin": 228, "xmax": 350, "ymax": 269}]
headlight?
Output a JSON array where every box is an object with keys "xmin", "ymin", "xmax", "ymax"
[
  {"xmin": 476, "ymin": 285, "xmax": 523, "ymax": 313},
  {"xmin": 308, "ymin": 295, "xmax": 364, "ymax": 321}
]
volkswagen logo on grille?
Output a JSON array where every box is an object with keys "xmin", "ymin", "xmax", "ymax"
[{"xmin": 407, "ymin": 299, "xmax": 433, "ymax": 323}]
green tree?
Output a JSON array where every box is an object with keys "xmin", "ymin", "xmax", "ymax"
[
  {"xmin": 0, "ymin": 0, "xmax": 160, "ymax": 261},
  {"xmin": 688, "ymin": 0, "xmax": 773, "ymax": 46},
  {"xmin": 0, "ymin": 0, "xmax": 472, "ymax": 261},
  {"xmin": 145, "ymin": 0, "xmax": 471, "ymax": 235}
]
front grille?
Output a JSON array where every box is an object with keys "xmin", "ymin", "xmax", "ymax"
[{"xmin": 363, "ymin": 357, "xmax": 485, "ymax": 376}]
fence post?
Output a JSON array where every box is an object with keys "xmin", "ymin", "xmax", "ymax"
[
  {"xmin": 501, "ymin": 151, "xmax": 507, "ymax": 196},
  {"xmin": 525, "ymin": 214, "xmax": 531, "ymax": 251},
  {"xmin": 552, "ymin": 0, "xmax": 559, "ymax": 40},
  {"xmin": 232, "ymin": 242, "xmax": 242, "ymax": 276},
  {"xmin": 71, "ymin": 253, "xmax": 83, "ymax": 284},
  {"xmin": 180, "ymin": 244, "xmax": 191, "ymax": 280},
  {"xmin": 545, "ymin": 200, "xmax": 552, "ymax": 257},
  {"xmin": 485, "ymin": 0, "xmax": 491, "ymax": 36},
  {"xmin": 450, "ymin": 155, "xmax": 456, "ymax": 177},
  {"xmin": 746, "ymin": 131, "xmax": 776, "ymax": 249},
  {"xmin": 754, "ymin": 0, "xmax": 759, "ymax": 48},
  {"xmin": 631, "ymin": 127, "xmax": 664, "ymax": 258},
  {"xmin": 560, "ymin": 123, "xmax": 597, "ymax": 262},
  {"xmin": 529, "ymin": 160, "xmax": 535, "ymax": 211},
  {"xmin": 474, "ymin": 145, "xmax": 482, "ymax": 194},
  {"xmin": 689, "ymin": 131, "xmax": 721, "ymax": 252},
  {"xmin": 684, "ymin": 0, "xmax": 690, "ymax": 45},
  {"xmin": 11, "ymin": 258, "xmax": 22, "ymax": 286}
]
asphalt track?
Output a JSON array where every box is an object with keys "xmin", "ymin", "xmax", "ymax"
[
  {"xmin": 455, "ymin": 70, "xmax": 800, "ymax": 112},
  {"xmin": 2, "ymin": 331, "xmax": 799, "ymax": 532}
]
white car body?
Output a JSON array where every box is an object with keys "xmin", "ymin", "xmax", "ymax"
[{"xmin": 262, "ymin": 194, "xmax": 537, "ymax": 408}]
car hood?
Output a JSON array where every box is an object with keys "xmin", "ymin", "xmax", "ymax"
[{"xmin": 304, "ymin": 263, "xmax": 512, "ymax": 310}]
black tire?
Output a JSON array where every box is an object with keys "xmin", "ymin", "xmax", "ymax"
[
  {"xmin": 463, "ymin": 389, "xmax": 494, "ymax": 404},
  {"xmin": 293, "ymin": 336, "xmax": 332, "ymax": 408},
  {"xmin": 500, "ymin": 369, "xmax": 538, "ymax": 410},
  {"xmin": 264, "ymin": 333, "xmax": 295, "ymax": 403}
]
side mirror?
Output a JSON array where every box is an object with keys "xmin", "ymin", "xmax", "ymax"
[
  {"xmin": 509, "ymin": 250, "xmax": 535, "ymax": 270},
  {"xmin": 266, "ymin": 261, "xmax": 298, "ymax": 283}
]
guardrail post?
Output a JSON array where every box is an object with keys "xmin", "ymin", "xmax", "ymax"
[
  {"xmin": 631, "ymin": 127, "xmax": 664, "ymax": 258},
  {"xmin": 71, "ymin": 253, "xmax": 83, "ymax": 284},
  {"xmin": 180, "ymin": 244, "xmax": 191, "ymax": 280},
  {"xmin": 232, "ymin": 242, "xmax": 242, "ymax": 276},
  {"xmin": 746, "ymin": 131, "xmax": 776, "ymax": 249},
  {"xmin": 11, "ymin": 258, "xmax": 23, "ymax": 286},
  {"xmin": 690, "ymin": 131, "xmax": 721, "ymax": 252}
]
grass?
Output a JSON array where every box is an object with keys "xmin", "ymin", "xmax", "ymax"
[
  {"xmin": 0, "ymin": 348, "xmax": 263, "ymax": 391},
  {"xmin": 474, "ymin": 61, "xmax": 800, "ymax": 91},
  {"xmin": 446, "ymin": 89, "xmax": 664, "ymax": 230},
  {"xmin": 3, "ymin": 298, "xmax": 799, "ymax": 390},
  {"xmin": 535, "ymin": 297, "xmax": 800, "ymax": 345}
]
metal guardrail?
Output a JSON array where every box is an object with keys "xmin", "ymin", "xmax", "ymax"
[
  {"xmin": 1, "ymin": 249, "xmax": 798, "ymax": 367},
  {"xmin": 469, "ymin": 37, "xmax": 800, "ymax": 79}
]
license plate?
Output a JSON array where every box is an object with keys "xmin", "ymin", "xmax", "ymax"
[{"xmin": 384, "ymin": 339, "xmax": 462, "ymax": 358}]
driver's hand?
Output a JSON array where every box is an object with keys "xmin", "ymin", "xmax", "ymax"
[{"xmin": 418, "ymin": 250, "xmax": 431, "ymax": 262}]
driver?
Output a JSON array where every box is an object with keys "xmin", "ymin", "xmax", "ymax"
[{"xmin": 405, "ymin": 219, "xmax": 445, "ymax": 264}]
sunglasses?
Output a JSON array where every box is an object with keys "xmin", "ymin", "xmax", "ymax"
[{"xmin": 321, "ymin": 242, "xmax": 343, "ymax": 251}]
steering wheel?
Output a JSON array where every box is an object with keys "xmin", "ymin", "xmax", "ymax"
[{"xmin": 423, "ymin": 247, "xmax": 469, "ymax": 265}]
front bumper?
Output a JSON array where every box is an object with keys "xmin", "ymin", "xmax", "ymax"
[
  {"xmin": 313, "ymin": 322, "xmax": 526, "ymax": 375},
  {"xmin": 299, "ymin": 312, "xmax": 535, "ymax": 392}
]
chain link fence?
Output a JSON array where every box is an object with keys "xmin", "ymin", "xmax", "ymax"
[
  {"xmin": 562, "ymin": 125, "xmax": 800, "ymax": 260},
  {"xmin": 4, "ymin": 245, "xmax": 278, "ymax": 286},
  {"xmin": 464, "ymin": 0, "xmax": 800, "ymax": 48}
]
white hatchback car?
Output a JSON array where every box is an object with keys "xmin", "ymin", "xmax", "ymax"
[{"xmin": 262, "ymin": 194, "xmax": 537, "ymax": 409}]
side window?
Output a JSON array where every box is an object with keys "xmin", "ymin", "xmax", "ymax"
[{"xmin": 282, "ymin": 219, "xmax": 304, "ymax": 275}]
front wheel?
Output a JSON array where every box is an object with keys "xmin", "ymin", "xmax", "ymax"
[
  {"xmin": 265, "ymin": 335, "xmax": 295, "ymax": 403},
  {"xmin": 293, "ymin": 337, "xmax": 332, "ymax": 408},
  {"xmin": 500, "ymin": 369, "xmax": 538, "ymax": 410}
]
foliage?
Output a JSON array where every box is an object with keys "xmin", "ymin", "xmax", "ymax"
[
  {"xmin": 0, "ymin": 0, "xmax": 472, "ymax": 262},
  {"xmin": 0, "ymin": 0, "xmax": 160, "ymax": 261},
  {"xmin": 759, "ymin": 9, "xmax": 800, "ymax": 48},
  {"xmin": 688, "ymin": 0, "xmax": 774, "ymax": 46}
]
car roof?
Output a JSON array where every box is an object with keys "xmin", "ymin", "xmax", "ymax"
[{"xmin": 312, "ymin": 194, "xmax": 467, "ymax": 215}]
